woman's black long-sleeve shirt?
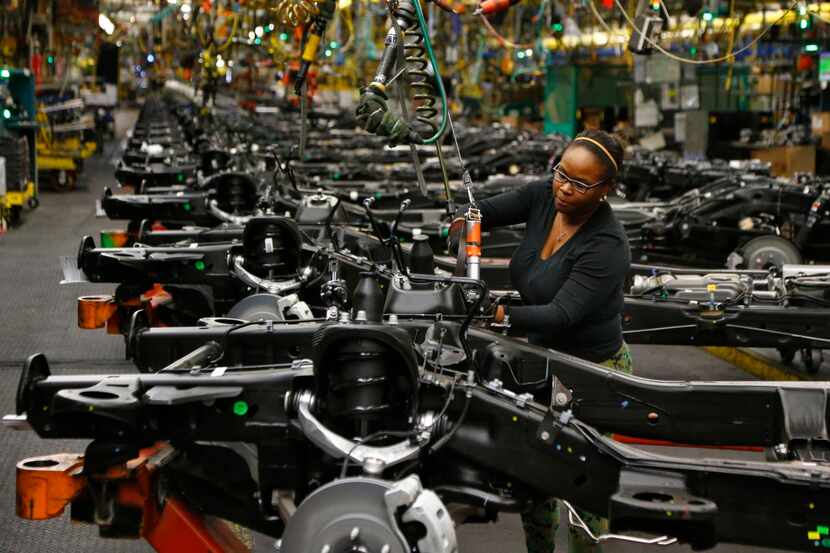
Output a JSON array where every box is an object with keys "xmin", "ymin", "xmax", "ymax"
[{"xmin": 478, "ymin": 180, "xmax": 630, "ymax": 362}]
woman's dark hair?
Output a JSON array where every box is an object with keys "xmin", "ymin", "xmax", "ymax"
[{"xmin": 568, "ymin": 130, "xmax": 625, "ymax": 181}]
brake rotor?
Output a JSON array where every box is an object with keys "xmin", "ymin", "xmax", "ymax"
[
  {"xmin": 745, "ymin": 242, "xmax": 799, "ymax": 270},
  {"xmin": 279, "ymin": 478, "xmax": 409, "ymax": 553},
  {"xmin": 226, "ymin": 293, "xmax": 284, "ymax": 321}
]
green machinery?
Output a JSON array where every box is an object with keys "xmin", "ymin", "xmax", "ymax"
[{"xmin": 0, "ymin": 67, "xmax": 39, "ymax": 227}]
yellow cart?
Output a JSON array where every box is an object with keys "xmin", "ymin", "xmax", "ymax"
[
  {"xmin": 35, "ymin": 108, "xmax": 97, "ymax": 190},
  {"xmin": 0, "ymin": 181, "xmax": 36, "ymax": 228}
]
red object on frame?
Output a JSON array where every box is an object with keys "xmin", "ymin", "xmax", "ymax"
[{"xmin": 613, "ymin": 434, "xmax": 764, "ymax": 452}]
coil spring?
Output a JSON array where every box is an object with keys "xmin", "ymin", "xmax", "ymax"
[
  {"xmin": 326, "ymin": 338, "xmax": 408, "ymax": 438},
  {"xmin": 271, "ymin": 0, "xmax": 320, "ymax": 27},
  {"xmin": 399, "ymin": 5, "xmax": 439, "ymax": 138},
  {"xmin": 243, "ymin": 220, "xmax": 299, "ymax": 279}
]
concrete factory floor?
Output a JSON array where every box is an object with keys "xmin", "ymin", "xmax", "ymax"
[{"xmin": 0, "ymin": 110, "xmax": 805, "ymax": 553}]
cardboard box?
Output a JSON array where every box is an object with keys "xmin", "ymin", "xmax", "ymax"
[
  {"xmin": 812, "ymin": 112, "xmax": 830, "ymax": 136},
  {"xmin": 752, "ymin": 145, "xmax": 815, "ymax": 177},
  {"xmin": 756, "ymin": 74, "xmax": 773, "ymax": 95}
]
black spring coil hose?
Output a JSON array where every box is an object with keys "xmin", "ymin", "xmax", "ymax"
[
  {"xmin": 399, "ymin": 4, "xmax": 439, "ymax": 137},
  {"xmin": 326, "ymin": 337, "xmax": 410, "ymax": 439}
]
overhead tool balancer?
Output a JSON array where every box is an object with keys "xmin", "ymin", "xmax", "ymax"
[{"xmin": 355, "ymin": 0, "xmax": 449, "ymax": 146}]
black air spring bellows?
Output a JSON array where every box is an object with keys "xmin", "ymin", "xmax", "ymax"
[
  {"xmin": 210, "ymin": 173, "xmax": 258, "ymax": 214},
  {"xmin": 313, "ymin": 324, "xmax": 419, "ymax": 439},
  {"xmin": 242, "ymin": 217, "xmax": 302, "ymax": 279},
  {"xmin": 328, "ymin": 337, "xmax": 401, "ymax": 437}
]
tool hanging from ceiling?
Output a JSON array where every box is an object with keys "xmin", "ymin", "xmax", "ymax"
[{"xmin": 355, "ymin": 0, "xmax": 471, "ymax": 210}]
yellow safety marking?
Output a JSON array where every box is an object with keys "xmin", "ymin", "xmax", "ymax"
[{"xmin": 704, "ymin": 347, "xmax": 805, "ymax": 382}]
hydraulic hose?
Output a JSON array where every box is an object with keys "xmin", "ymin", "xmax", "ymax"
[{"xmin": 410, "ymin": 0, "xmax": 448, "ymax": 145}]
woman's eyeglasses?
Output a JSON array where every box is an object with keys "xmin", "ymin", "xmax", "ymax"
[{"xmin": 552, "ymin": 163, "xmax": 610, "ymax": 194}]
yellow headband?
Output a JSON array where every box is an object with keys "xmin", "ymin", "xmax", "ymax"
[{"xmin": 572, "ymin": 136, "xmax": 619, "ymax": 173}]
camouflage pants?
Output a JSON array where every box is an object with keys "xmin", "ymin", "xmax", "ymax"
[{"xmin": 522, "ymin": 342, "xmax": 633, "ymax": 553}]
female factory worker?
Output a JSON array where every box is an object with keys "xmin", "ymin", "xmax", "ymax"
[{"xmin": 461, "ymin": 130, "xmax": 632, "ymax": 553}]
